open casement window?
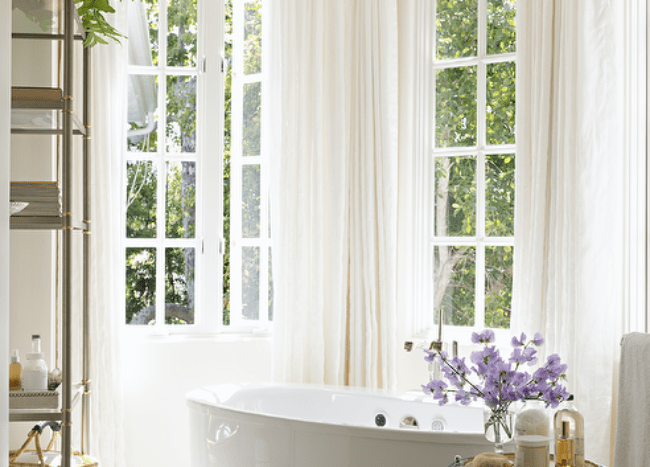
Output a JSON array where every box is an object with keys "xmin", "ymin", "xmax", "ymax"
[
  {"xmin": 123, "ymin": 0, "xmax": 271, "ymax": 333},
  {"xmin": 432, "ymin": 0, "xmax": 515, "ymax": 338},
  {"xmin": 223, "ymin": 0, "xmax": 272, "ymax": 330}
]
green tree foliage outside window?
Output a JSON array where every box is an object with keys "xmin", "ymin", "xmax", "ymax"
[
  {"xmin": 434, "ymin": 0, "xmax": 515, "ymax": 329},
  {"xmin": 125, "ymin": 0, "xmax": 198, "ymax": 325}
]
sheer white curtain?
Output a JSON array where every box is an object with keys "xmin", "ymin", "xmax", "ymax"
[
  {"xmin": 87, "ymin": 4, "xmax": 127, "ymax": 465},
  {"xmin": 396, "ymin": 0, "xmax": 434, "ymax": 339},
  {"xmin": 267, "ymin": 0, "xmax": 398, "ymax": 388},
  {"xmin": 513, "ymin": 1, "xmax": 626, "ymax": 464}
]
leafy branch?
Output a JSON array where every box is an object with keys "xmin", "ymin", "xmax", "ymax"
[{"xmin": 75, "ymin": 0, "xmax": 126, "ymax": 47}]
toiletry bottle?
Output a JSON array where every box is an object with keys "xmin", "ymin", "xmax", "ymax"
[
  {"xmin": 9, "ymin": 349, "xmax": 22, "ymax": 390},
  {"xmin": 514, "ymin": 399, "xmax": 550, "ymax": 467},
  {"xmin": 554, "ymin": 395, "xmax": 585, "ymax": 467},
  {"xmin": 31, "ymin": 334, "xmax": 42, "ymax": 353},
  {"xmin": 23, "ymin": 335, "xmax": 48, "ymax": 391},
  {"xmin": 555, "ymin": 420, "xmax": 575, "ymax": 467}
]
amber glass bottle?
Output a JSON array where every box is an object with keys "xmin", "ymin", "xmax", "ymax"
[
  {"xmin": 555, "ymin": 421, "xmax": 575, "ymax": 467},
  {"xmin": 9, "ymin": 349, "xmax": 22, "ymax": 390}
]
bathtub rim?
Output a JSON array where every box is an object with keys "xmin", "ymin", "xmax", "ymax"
[{"xmin": 186, "ymin": 382, "xmax": 491, "ymax": 446}]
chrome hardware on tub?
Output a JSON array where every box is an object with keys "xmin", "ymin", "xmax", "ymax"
[
  {"xmin": 374, "ymin": 413, "xmax": 387, "ymax": 427},
  {"xmin": 400, "ymin": 416, "xmax": 419, "ymax": 429},
  {"xmin": 431, "ymin": 419, "xmax": 446, "ymax": 431}
]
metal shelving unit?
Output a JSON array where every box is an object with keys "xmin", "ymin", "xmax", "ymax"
[{"xmin": 9, "ymin": 0, "xmax": 91, "ymax": 465}]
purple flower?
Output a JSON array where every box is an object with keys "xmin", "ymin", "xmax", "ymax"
[
  {"xmin": 542, "ymin": 354, "xmax": 568, "ymax": 379},
  {"xmin": 454, "ymin": 388, "xmax": 473, "ymax": 406},
  {"xmin": 470, "ymin": 345, "xmax": 500, "ymax": 376},
  {"xmin": 422, "ymin": 330, "xmax": 569, "ymax": 410},
  {"xmin": 511, "ymin": 332, "xmax": 527, "ymax": 347},
  {"xmin": 422, "ymin": 379, "xmax": 447, "ymax": 397},
  {"xmin": 471, "ymin": 330, "xmax": 496, "ymax": 344},
  {"xmin": 423, "ymin": 348, "xmax": 437, "ymax": 363},
  {"xmin": 509, "ymin": 348, "xmax": 525, "ymax": 365},
  {"xmin": 522, "ymin": 347, "xmax": 538, "ymax": 366}
]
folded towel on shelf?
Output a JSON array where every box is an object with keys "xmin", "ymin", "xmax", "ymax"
[{"xmin": 613, "ymin": 332, "xmax": 650, "ymax": 467}]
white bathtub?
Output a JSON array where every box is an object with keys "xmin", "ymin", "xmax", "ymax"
[{"xmin": 186, "ymin": 383, "xmax": 494, "ymax": 467}]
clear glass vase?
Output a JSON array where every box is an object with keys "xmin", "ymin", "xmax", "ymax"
[{"xmin": 483, "ymin": 404, "xmax": 514, "ymax": 456}]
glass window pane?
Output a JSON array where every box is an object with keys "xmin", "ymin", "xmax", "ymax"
[
  {"xmin": 140, "ymin": 0, "xmax": 159, "ymax": 66},
  {"xmin": 127, "ymin": 75, "xmax": 159, "ymax": 152},
  {"xmin": 166, "ymin": 75, "xmax": 197, "ymax": 153},
  {"xmin": 223, "ymin": 162, "xmax": 231, "ymax": 327},
  {"xmin": 436, "ymin": 0, "xmax": 478, "ymax": 60},
  {"xmin": 244, "ymin": 1, "xmax": 262, "ymax": 75},
  {"xmin": 165, "ymin": 247, "xmax": 195, "ymax": 324},
  {"xmin": 434, "ymin": 156, "xmax": 476, "ymax": 237},
  {"xmin": 166, "ymin": 161, "xmax": 196, "ymax": 238},
  {"xmin": 167, "ymin": 0, "xmax": 198, "ymax": 67},
  {"xmin": 486, "ymin": 61, "xmax": 516, "ymax": 145},
  {"xmin": 128, "ymin": 0, "xmax": 157, "ymax": 66},
  {"xmin": 126, "ymin": 247, "xmax": 156, "ymax": 324},
  {"xmin": 485, "ymin": 154, "xmax": 515, "ymax": 236},
  {"xmin": 242, "ymin": 246, "xmax": 260, "ymax": 320},
  {"xmin": 242, "ymin": 164, "xmax": 261, "ymax": 238},
  {"xmin": 126, "ymin": 160, "xmax": 157, "ymax": 238},
  {"xmin": 487, "ymin": 0, "xmax": 516, "ymax": 55},
  {"xmin": 436, "ymin": 66, "xmax": 477, "ymax": 148},
  {"xmin": 434, "ymin": 246, "xmax": 475, "ymax": 326},
  {"xmin": 243, "ymin": 82, "xmax": 262, "ymax": 157},
  {"xmin": 485, "ymin": 246, "xmax": 513, "ymax": 329}
]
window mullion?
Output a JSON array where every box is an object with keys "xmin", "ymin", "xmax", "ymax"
[
  {"xmin": 259, "ymin": 0, "xmax": 270, "ymax": 325},
  {"xmin": 475, "ymin": 0, "xmax": 487, "ymax": 329},
  {"xmin": 229, "ymin": 0, "xmax": 245, "ymax": 327},
  {"xmin": 155, "ymin": 159, "xmax": 166, "ymax": 329},
  {"xmin": 155, "ymin": 0, "xmax": 168, "ymax": 330}
]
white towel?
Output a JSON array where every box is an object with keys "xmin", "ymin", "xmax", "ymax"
[{"xmin": 613, "ymin": 332, "xmax": 650, "ymax": 467}]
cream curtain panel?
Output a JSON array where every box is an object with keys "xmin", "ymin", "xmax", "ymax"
[
  {"xmin": 396, "ymin": 0, "xmax": 435, "ymax": 339},
  {"xmin": 87, "ymin": 4, "xmax": 127, "ymax": 465},
  {"xmin": 513, "ymin": 1, "xmax": 625, "ymax": 464},
  {"xmin": 268, "ymin": 0, "xmax": 398, "ymax": 388}
]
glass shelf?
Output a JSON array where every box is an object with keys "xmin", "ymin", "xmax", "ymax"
[
  {"xmin": 10, "ymin": 216, "xmax": 88, "ymax": 231},
  {"xmin": 9, "ymin": 384, "xmax": 84, "ymax": 422},
  {"xmin": 11, "ymin": 87, "xmax": 86, "ymax": 135},
  {"xmin": 12, "ymin": 0, "xmax": 84, "ymax": 39}
]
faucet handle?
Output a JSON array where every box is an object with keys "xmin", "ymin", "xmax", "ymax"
[{"xmin": 430, "ymin": 340, "xmax": 443, "ymax": 353}]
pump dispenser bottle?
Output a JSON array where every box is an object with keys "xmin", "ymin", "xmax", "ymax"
[{"xmin": 9, "ymin": 349, "xmax": 22, "ymax": 390}]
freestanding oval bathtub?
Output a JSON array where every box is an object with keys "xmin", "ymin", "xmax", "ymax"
[{"xmin": 186, "ymin": 383, "xmax": 495, "ymax": 467}]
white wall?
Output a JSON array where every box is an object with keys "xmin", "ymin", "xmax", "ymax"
[
  {"xmin": 120, "ymin": 335, "xmax": 273, "ymax": 467},
  {"xmin": 1, "ymin": 1, "xmax": 12, "ymax": 464}
]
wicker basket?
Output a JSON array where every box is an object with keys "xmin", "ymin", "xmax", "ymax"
[{"xmin": 9, "ymin": 421, "xmax": 98, "ymax": 467}]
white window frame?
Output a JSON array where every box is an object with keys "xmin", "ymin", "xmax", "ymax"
[
  {"xmin": 122, "ymin": 0, "xmax": 271, "ymax": 335},
  {"xmin": 227, "ymin": 0, "xmax": 272, "ymax": 332},
  {"xmin": 431, "ymin": 0, "xmax": 516, "ymax": 342}
]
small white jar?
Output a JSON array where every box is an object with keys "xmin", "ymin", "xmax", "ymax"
[
  {"xmin": 22, "ymin": 352, "xmax": 48, "ymax": 391},
  {"xmin": 515, "ymin": 434, "xmax": 550, "ymax": 467},
  {"xmin": 514, "ymin": 399, "xmax": 551, "ymax": 467}
]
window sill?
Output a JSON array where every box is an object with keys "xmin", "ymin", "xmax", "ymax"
[{"xmin": 120, "ymin": 325, "xmax": 273, "ymax": 342}]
